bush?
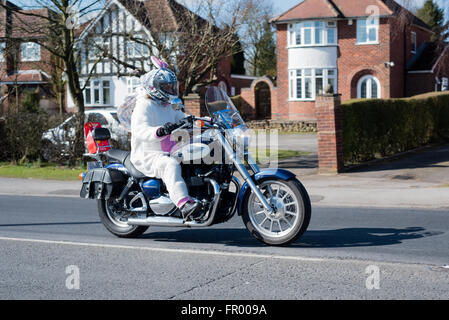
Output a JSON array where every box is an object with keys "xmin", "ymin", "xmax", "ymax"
[
  {"xmin": 0, "ymin": 111, "xmax": 50, "ymax": 164},
  {"xmin": 342, "ymin": 93, "xmax": 449, "ymax": 165}
]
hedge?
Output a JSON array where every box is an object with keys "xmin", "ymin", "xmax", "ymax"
[{"xmin": 342, "ymin": 93, "xmax": 449, "ymax": 165}]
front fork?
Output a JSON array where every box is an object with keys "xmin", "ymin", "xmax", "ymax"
[{"xmin": 215, "ymin": 131, "xmax": 274, "ymax": 214}]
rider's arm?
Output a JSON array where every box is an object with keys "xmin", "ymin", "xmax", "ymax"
[{"xmin": 131, "ymin": 98, "xmax": 164, "ymax": 143}]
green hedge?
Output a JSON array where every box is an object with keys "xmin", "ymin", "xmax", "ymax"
[{"xmin": 342, "ymin": 93, "xmax": 449, "ymax": 165}]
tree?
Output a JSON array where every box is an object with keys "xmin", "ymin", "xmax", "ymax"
[
  {"xmin": 93, "ymin": 0, "xmax": 248, "ymax": 97},
  {"xmin": 416, "ymin": 0, "xmax": 449, "ymax": 43},
  {"xmin": 253, "ymin": 20, "xmax": 276, "ymax": 78},
  {"xmin": 239, "ymin": 0, "xmax": 274, "ymax": 76},
  {"xmin": 1, "ymin": 0, "xmax": 106, "ymax": 161},
  {"xmin": 231, "ymin": 37, "xmax": 245, "ymax": 75}
]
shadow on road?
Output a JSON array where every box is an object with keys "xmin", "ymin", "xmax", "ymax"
[{"xmin": 144, "ymin": 226, "xmax": 442, "ymax": 248}]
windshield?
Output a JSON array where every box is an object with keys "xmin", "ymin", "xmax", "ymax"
[{"xmin": 205, "ymin": 87, "xmax": 246, "ymax": 130}]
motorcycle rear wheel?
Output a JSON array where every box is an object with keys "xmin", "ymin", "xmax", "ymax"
[
  {"xmin": 242, "ymin": 178, "xmax": 311, "ymax": 246},
  {"xmin": 98, "ymin": 199, "xmax": 149, "ymax": 238}
]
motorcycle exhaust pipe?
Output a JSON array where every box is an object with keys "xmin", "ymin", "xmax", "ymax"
[{"xmin": 127, "ymin": 178, "xmax": 221, "ymax": 228}]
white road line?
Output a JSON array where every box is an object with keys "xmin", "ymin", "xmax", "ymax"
[
  {"xmin": 0, "ymin": 236, "xmax": 432, "ymax": 267},
  {"xmin": 0, "ymin": 236, "xmax": 326, "ymax": 263}
]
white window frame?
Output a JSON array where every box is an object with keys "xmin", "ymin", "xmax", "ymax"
[
  {"xmin": 82, "ymin": 78, "xmax": 112, "ymax": 106},
  {"xmin": 88, "ymin": 37, "xmax": 109, "ymax": 60},
  {"xmin": 0, "ymin": 42, "xmax": 5, "ymax": 62},
  {"xmin": 411, "ymin": 32, "xmax": 417, "ymax": 53},
  {"xmin": 357, "ymin": 75, "xmax": 381, "ymax": 99},
  {"xmin": 288, "ymin": 20, "xmax": 338, "ymax": 47},
  {"xmin": 289, "ymin": 68, "xmax": 338, "ymax": 101},
  {"xmin": 21, "ymin": 42, "xmax": 41, "ymax": 62},
  {"xmin": 356, "ymin": 18, "xmax": 379, "ymax": 45},
  {"xmin": 127, "ymin": 35, "xmax": 149, "ymax": 58},
  {"xmin": 126, "ymin": 77, "xmax": 140, "ymax": 95}
]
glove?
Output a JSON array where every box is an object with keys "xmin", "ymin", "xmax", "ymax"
[{"xmin": 156, "ymin": 122, "xmax": 179, "ymax": 137}]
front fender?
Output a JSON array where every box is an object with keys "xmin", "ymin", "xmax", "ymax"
[{"xmin": 237, "ymin": 169, "xmax": 297, "ymax": 216}]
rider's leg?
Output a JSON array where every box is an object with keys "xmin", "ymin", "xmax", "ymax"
[{"xmin": 153, "ymin": 155, "xmax": 202, "ymax": 219}]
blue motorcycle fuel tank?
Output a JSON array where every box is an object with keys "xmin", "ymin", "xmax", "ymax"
[{"xmin": 142, "ymin": 179, "xmax": 162, "ymax": 199}]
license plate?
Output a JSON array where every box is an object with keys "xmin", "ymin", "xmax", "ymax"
[{"xmin": 87, "ymin": 161, "xmax": 101, "ymax": 170}]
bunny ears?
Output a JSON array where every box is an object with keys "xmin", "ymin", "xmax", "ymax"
[{"xmin": 151, "ymin": 56, "xmax": 169, "ymax": 69}]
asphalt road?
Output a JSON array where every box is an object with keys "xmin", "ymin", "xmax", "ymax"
[{"xmin": 0, "ymin": 195, "xmax": 448, "ymax": 300}]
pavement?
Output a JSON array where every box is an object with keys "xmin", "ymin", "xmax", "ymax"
[{"xmin": 1, "ymin": 141, "xmax": 448, "ymax": 209}]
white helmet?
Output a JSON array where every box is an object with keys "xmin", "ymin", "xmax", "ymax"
[{"xmin": 141, "ymin": 57, "xmax": 179, "ymax": 103}]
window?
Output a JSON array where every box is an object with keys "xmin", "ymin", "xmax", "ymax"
[
  {"xmin": 357, "ymin": 75, "xmax": 381, "ymax": 99},
  {"xmin": 288, "ymin": 21, "xmax": 337, "ymax": 46},
  {"xmin": 82, "ymin": 79, "xmax": 112, "ymax": 106},
  {"xmin": 127, "ymin": 77, "xmax": 140, "ymax": 95},
  {"xmin": 21, "ymin": 42, "xmax": 41, "ymax": 61},
  {"xmin": 0, "ymin": 42, "xmax": 5, "ymax": 62},
  {"xmin": 411, "ymin": 32, "xmax": 417, "ymax": 53},
  {"xmin": 289, "ymin": 69, "xmax": 337, "ymax": 100},
  {"xmin": 127, "ymin": 36, "xmax": 149, "ymax": 58},
  {"xmin": 89, "ymin": 37, "xmax": 110, "ymax": 60},
  {"xmin": 357, "ymin": 18, "xmax": 379, "ymax": 44}
]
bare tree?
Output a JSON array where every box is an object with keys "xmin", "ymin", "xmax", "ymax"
[
  {"xmin": 92, "ymin": 0, "xmax": 248, "ymax": 97},
  {"xmin": 238, "ymin": 0, "xmax": 274, "ymax": 76}
]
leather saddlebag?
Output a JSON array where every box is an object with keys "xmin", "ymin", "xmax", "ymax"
[{"xmin": 80, "ymin": 169, "xmax": 126, "ymax": 200}]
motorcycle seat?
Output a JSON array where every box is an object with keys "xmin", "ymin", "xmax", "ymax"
[
  {"xmin": 106, "ymin": 149, "xmax": 152, "ymax": 180},
  {"xmin": 106, "ymin": 149, "xmax": 129, "ymax": 164},
  {"xmin": 124, "ymin": 156, "xmax": 148, "ymax": 179}
]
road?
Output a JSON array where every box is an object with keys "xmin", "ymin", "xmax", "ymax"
[{"xmin": 0, "ymin": 195, "xmax": 448, "ymax": 300}]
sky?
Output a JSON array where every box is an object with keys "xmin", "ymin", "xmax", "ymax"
[{"xmin": 271, "ymin": 0, "xmax": 449, "ymax": 21}]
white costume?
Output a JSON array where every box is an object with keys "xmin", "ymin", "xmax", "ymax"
[{"xmin": 130, "ymin": 92, "xmax": 189, "ymax": 206}]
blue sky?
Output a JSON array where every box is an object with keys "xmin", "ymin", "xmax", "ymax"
[{"xmin": 271, "ymin": 0, "xmax": 449, "ymax": 21}]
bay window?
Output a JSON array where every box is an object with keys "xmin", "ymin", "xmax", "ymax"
[
  {"xmin": 288, "ymin": 21, "xmax": 337, "ymax": 46},
  {"xmin": 289, "ymin": 68, "xmax": 337, "ymax": 101}
]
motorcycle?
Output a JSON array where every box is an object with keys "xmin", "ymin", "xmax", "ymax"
[{"xmin": 80, "ymin": 87, "xmax": 311, "ymax": 246}]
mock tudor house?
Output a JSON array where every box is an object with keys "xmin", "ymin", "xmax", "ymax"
[
  {"xmin": 270, "ymin": 0, "xmax": 449, "ymax": 121},
  {"xmin": 67, "ymin": 0, "xmax": 233, "ymax": 113}
]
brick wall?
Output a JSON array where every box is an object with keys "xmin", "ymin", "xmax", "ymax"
[{"xmin": 316, "ymin": 94, "xmax": 344, "ymax": 174}]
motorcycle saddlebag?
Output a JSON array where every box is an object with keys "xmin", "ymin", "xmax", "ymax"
[{"xmin": 80, "ymin": 168, "xmax": 126, "ymax": 200}]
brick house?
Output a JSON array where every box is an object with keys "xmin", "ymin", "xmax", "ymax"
[
  {"xmin": 271, "ymin": 0, "xmax": 449, "ymax": 121},
  {"xmin": 0, "ymin": 0, "xmax": 61, "ymax": 114}
]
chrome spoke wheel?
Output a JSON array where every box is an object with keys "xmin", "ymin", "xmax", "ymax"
[
  {"xmin": 105, "ymin": 199, "xmax": 130, "ymax": 228},
  {"xmin": 247, "ymin": 180, "xmax": 303, "ymax": 239}
]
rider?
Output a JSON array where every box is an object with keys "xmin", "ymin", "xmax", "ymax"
[{"xmin": 130, "ymin": 65, "xmax": 202, "ymax": 220}]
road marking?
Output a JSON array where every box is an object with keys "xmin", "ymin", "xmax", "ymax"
[
  {"xmin": 0, "ymin": 236, "xmax": 327, "ymax": 263},
  {"xmin": 0, "ymin": 236, "xmax": 436, "ymax": 267}
]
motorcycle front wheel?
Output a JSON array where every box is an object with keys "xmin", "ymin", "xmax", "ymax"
[
  {"xmin": 98, "ymin": 199, "xmax": 149, "ymax": 238},
  {"xmin": 242, "ymin": 178, "xmax": 311, "ymax": 246}
]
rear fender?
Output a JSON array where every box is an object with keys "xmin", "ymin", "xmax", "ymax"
[{"xmin": 237, "ymin": 169, "xmax": 297, "ymax": 216}]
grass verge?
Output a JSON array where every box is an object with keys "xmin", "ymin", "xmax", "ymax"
[{"xmin": 0, "ymin": 162, "xmax": 85, "ymax": 181}]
